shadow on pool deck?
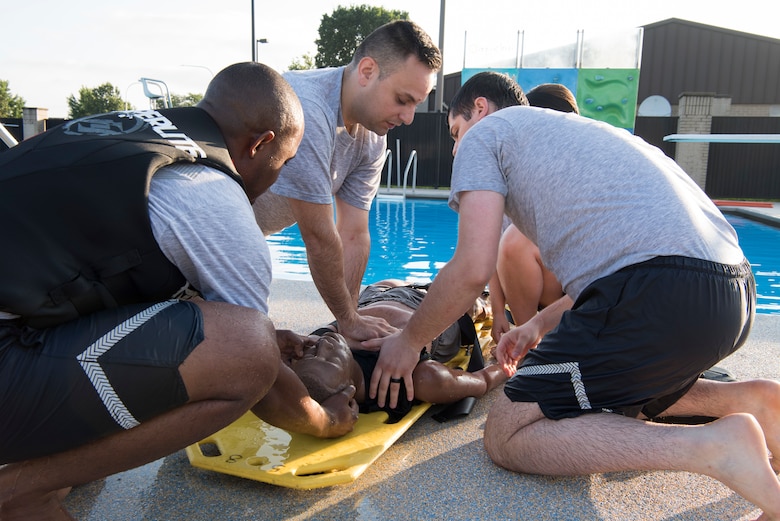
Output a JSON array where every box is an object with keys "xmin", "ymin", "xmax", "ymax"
[{"xmin": 63, "ymin": 274, "xmax": 779, "ymax": 521}]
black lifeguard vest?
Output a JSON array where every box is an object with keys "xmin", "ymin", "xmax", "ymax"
[{"xmin": 0, "ymin": 107, "xmax": 243, "ymax": 328}]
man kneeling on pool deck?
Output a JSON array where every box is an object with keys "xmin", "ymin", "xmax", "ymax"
[{"xmin": 274, "ymin": 280, "xmax": 505, "ymax": 424}]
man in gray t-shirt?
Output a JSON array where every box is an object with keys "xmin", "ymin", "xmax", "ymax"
[
  {"xmin": 253, "ymin": 21, "xmax": 441, "ymax": 342},
  {"xmin": 364, "ymin": 72, "xmax": 780, "ymax": 518}
]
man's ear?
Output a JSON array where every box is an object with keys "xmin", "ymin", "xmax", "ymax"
[
  {"xmin": 473, "ymin": 97, "xmax": 492, "ymax": 120},
  {"xmin": 356, "ymin": 56, "xmax": 379, "ymax": 86},
  {"xmin": 250, "ymin": 130, "xmax": 275, "ymax": 158}
]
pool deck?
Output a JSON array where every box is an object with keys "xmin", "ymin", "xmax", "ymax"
[
  {"xmin": 718, "ymin": 201, "xmax": 780, "ymax": 227},
  {"xmin": 62, "ymin": 202, "xmax": 780, "ymax": 521}
]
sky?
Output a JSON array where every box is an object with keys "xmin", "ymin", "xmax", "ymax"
[{"xmin": 3, "ymin": 0, "xmax": 779, "ymax": 118}]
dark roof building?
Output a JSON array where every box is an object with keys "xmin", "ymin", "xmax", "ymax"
[{"xmin": 639, "ymin": 18, "xmax": 780, "ymax": 112}]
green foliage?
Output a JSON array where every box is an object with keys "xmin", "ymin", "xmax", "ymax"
[
  {"xmin": 0, "ymin": 79, "xmax": 26, "ymax": 118},
  {"xmin": 169, "ymin": 92, "xmax": 203, "ymax": 107},
  {"xmin": 315, "ymin": 4, "xmax": 408, "ymax": 68},
  {"xmin": 67, "ymin": 83, "xmax": 125, "ymax": 118},
  {"xmin": 288, "ymin": 53, "xmax": 316, "ymax": 71}
]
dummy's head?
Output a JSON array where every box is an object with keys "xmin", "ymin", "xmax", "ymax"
[
  {"xmin": 197, "ymin": 62, "xmax": 304, "ymax": 201},
  {"xmin": 291, "ymin": 332, "xmax": 354, "ymax": 403},
  {"xmin": 526, "ymin": 83, "xmax": 580, "ymax": 114},
  {"xmin": 447, "ymin": 71, "xmax": 528, "ymax": 156}
]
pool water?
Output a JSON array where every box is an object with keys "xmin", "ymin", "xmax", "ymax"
[
  {"xmin": 266, "ymin": 199, "xmax": 780, "ymax": 315},
  {"xmin": 725, "ymin": 213, "xmax": 780, "ymax": 315}
]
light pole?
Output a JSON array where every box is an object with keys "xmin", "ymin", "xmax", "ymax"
[
  {"xmin": 251, "ymin": 1, "xmax": 269, "ymax": 62},
  {"xmin": 124, "ymin": 81, "xmax": 140, "ymax": 111},
  {"xmin": 251, "ymin": 0, "xmax": 256, "ymax": 61},
  {"xmin": 256, "ymin": 38, "xmax": 269, "ymax": 62},
  {"xmin": 180, "ymin": 64, "xmax": 214, "ymax": 78},
  {"xmin": 435, "ymin": 0, "xmax": 445, "ymax": 112}
]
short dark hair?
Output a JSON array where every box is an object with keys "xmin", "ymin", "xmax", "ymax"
[
  {"xmin": 527, "ymin": 83, "xmax": 579, "ymax": 114},
  {"xmin": 449, "ymin": 71, "xmax": 528, "ymax": 121},
  {"xmin": 200, "ymin": 61, "xmax": 302, "ymax": 141},
  {"xmin": 351, "ymin": 20, "xmax": 442, "ymax": 77}
]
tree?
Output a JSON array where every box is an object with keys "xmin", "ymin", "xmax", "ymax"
[
  {"xmin": 169, "ymin": 92, "xmax": 203, "ymax": 108},
  {"xmin": 288, "ymin": 53, "xmax": 316, "ymax": 71},
  {"xmin": 0, "ymin": 80, "xmax": 26, "ymax": 118},
  {"xmin": 67, "ymin": 83, "xmax": 125, "ymax": 119},
  {"xmin": 315, "ymin": 5, "xmax": 408, "ymax": 68}
]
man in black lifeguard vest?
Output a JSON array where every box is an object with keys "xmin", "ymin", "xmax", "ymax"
[{"xmin": 0, "ymin": 62, "xmax": 358, "ymax": 520}]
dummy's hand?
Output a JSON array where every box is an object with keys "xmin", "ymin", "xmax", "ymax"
[
  {"xmin": 276, "ymin": 329, "xmax": 313, "ymax": 365},
  {"xmin": 494, "ymin": 321, "xmax": 544, "ymax": 377},
  {"xmin": 339, "ymin": 314, "xmax": 398, "ymax": 344},
  {"xmin": 490, "ymin": 310, "xmax": 512, "ymax": 344},
  {"xmin": 320, "ymin": 385, "xmax": 360, "ymax": 438},
  {"xmin": 363, "ymin": 331, "xmax": 420, "ymax": 409}
]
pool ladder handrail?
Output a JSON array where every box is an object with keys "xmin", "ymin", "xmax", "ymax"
[{"xmin": 383, "ymin": 146, "xmax": 418, "ymax": 198}]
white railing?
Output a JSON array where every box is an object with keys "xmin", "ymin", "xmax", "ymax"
[
  {"xmin": 401, "ymin": 150, "xmax": 418, "ymax": 197},
  {"xmin": 380, "ymin": 139, "xmax": 418, "ymax": 199},
  {"xmin": 383, "ymin": 149, "xmax": 393, "ymax": 190}
]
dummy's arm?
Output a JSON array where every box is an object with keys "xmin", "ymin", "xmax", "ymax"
[{"xmin": 251, "ymin": 364, "xmax": 358, "ymax": 438}]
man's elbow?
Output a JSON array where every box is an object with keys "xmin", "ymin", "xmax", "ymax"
[{"xmin": 448, "ymin": 260, "xmax": 493, "ymax": 294}]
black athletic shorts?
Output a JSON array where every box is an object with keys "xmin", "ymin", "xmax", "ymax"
[
  {"xmin": 0, "ymin": 300, "xmax": 203, "ymax": 463},
  {"xmin": 504, "ymin": 256, "xmax": 755, "ymax": 420}
]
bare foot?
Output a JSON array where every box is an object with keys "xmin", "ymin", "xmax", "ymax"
[
  {"xmin": 693, "ymin": 413, "xmax": 780, "ymax": 520},
  {"xmin": 750, "ymin": 380, "xmax": 780, "ymax": 474},
  {"xmin": 470, "ymin": 293, "xmax": 492, "ymax": 322}
]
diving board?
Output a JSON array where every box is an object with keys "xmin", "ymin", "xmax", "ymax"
[{"xmin": 663, "ymin": 134, "xmax": 780, "ymax": 143}]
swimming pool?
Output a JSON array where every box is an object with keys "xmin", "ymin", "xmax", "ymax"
[{"xmin": 266, "ymin": 198, "xmax": 780, "ymax": 315}]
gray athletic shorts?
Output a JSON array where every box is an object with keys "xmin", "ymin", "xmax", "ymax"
[
  {"xmin": 0, "ymin": 300, "xmax": 203, "ymax": 463},
  {"xmin": 504, "ymin": 256, "xmax": 755, "ymax": 420},
  {"xmin": 357, "ymin": 284, "xmax": 427, "ymax": 309}
]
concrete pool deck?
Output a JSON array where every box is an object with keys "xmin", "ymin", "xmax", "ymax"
[
  {"xmin": 62, "ymin": 274, "xmax": 779, "ymax": 521},
  {"xmin": 718, "ymin": 201, "xmax": 780, "ymax": 227}
]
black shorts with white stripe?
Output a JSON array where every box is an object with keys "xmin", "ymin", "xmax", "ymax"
[{"xmin": 0, "ymin": 300, "xmax": 203, "ymax": 463}]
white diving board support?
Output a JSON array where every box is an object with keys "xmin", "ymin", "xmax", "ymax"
[
  {"xmin": 664, "ymin": 134, "xmax": 780, "ymax": 143},
  {"xmin": 1, "ymin": 122, "xmax": 18, "ymax": 148}
]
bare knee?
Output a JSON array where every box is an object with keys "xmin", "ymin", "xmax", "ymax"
[
  {"xmin": 742, "ymin": 379, "xmax": 780, "ymax": 418},
  {"xmin": 484, "ymin": 394, "xmax": 543, "ymax": 468},
  {"xmin": 750, "ymin": 378, "xmax": 780, "ymax": 401}
]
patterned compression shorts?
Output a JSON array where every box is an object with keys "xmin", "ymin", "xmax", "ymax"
[{"xmin": 0, "ymin": 300, "xmax": 203, "ymax": 463}]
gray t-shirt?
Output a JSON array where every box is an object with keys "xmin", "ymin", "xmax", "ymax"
[
  {"xmin": 449, "ymin": 106, "xmax": 743, "ymax": 302},
  {"xmin": 253, "ymin": 67, "xmax": 387, "ymax": 235},
  {"xmin": 149, "ymin": 163, "xmax": 272, "ymax": 314}
]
